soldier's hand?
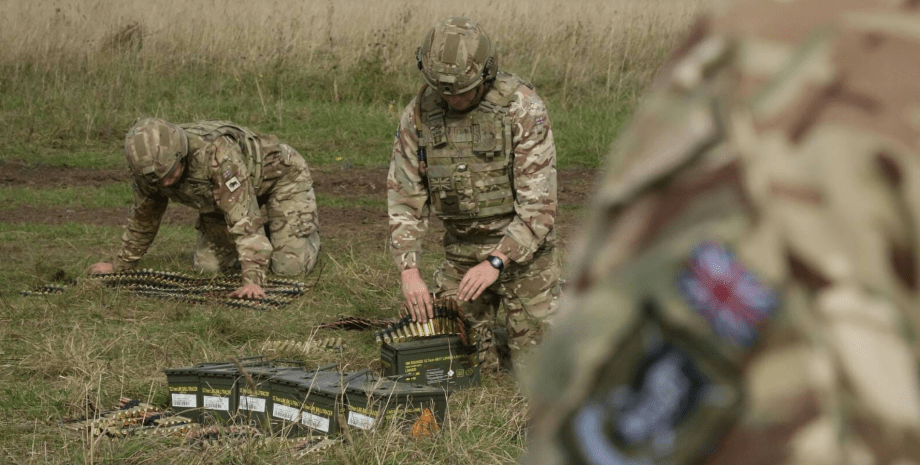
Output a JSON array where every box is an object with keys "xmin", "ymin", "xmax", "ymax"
[
  {"xmin": 230, "ymin": 283, "xmax": 266, "ymax": 300},
  {"xmin": 401, "ymin": 268, "xmax": 433, "ymax": 323},
  {"xmin": 458, "ymin": 261, "xmax": 500, "ymax": 302},
  {"xmin": 88, "ymin": 262, "xmax": 114, "ymax": 275}
]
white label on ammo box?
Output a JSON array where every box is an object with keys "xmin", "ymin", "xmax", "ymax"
[
  {"xmin": 171, "ymin": 393, "xmax": 197, "ymax": 408},
  {"xmin": 302, "ymin": 412, "xmax": 330, "ymax": 432},
  {"xmin": 273, "ymin": 404, "xmax": 300, "ymax": 421},
  {"xmin": 348, "ymin": 411, "xmax": 376, "ymax": 430},
  {"xmin": 204, "ymin": 396, "xmax": 230, "ymax": 411},
  {"xmin": 239, "ymin": 396, "xmax": 266, "ymax": 412}
]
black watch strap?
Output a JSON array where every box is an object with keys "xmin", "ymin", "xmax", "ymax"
[{"xmin": 487, "ymin": 255, "xmax": 504, "ymax": 272}]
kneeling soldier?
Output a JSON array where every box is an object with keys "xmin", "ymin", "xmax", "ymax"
[{"xmin": 90, "ymin": 119, "xmax": 320, "ymax": 299}]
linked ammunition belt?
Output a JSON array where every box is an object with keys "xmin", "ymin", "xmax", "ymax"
[
  {"xmin": 22, "ymin": 269, "xmax": 306, "ymax": 311},
  {"xmin": 374, "ymin": 298, "xmax": 475, "ymax": 347},
  {"xmin": 64, "ymin": 397, "xmax": 197, "ymax": 438},
  {"xmin": 260, "ymin": 338, "xmax": 346, "ymax": 356},
  {"xmin": 317, "ymin": 316, "xmax": 396, "ymax": 331}
]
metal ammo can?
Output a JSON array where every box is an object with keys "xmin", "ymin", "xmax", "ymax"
[
  {"xmin": 197, "ymin": 364, "xmax": 239, "ymax": 424},
  {"xmin": 343, "ymin": 370, "xmax": 448, "ymax": 432},
  {"xmin": 269, "ymin": 363, "xmax": 345, "ymax": 437},
  {"xmin": 380, "ymin": 335, "xmax": 480, "ymax": 391},
  {"xmin": 239, "ymin": 364, "xmax": 302, "ymax": 434},
  {"xmin": 165, "ymin": 357, "xmax": 268, "ymax": 424},
  {"xmin": 164, "ymin": 365, "xmax": 205, "ymax": 422}
]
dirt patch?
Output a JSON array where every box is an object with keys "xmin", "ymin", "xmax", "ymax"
[
  {"xmin": 2, "ymin": 162, "xmax": 598, "ymax": 205},
  {"xmin": 1, "ymin": 162, "xmax": 598, "ymax": 251},
  {"xmin": 0, "ymin": 162, "xmax": 129, "ymax": 189}
]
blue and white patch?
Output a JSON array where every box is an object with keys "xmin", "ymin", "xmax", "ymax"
[
  {"xmin": 224, "ymin": 176, "xmax": 241, "ymax": 193},
  {"xmin": 569, "ymin": 345, "xmax": 707, "ymax": 463},
  {"xmin": 677, "ymin": 242, "xmax": 778, "ymax": 347}
]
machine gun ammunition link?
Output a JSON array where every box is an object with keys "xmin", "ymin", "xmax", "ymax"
[
  {"xmin": 260, "ymin": 337, "xmax": 345, "ymax": 357},
  {"xmin": 23, "ymin": 269, "xmax": 307, "ymax": 310},
  {"xmin": 375, "ymin": 297, "xmax": 475, "ymax": 347}
]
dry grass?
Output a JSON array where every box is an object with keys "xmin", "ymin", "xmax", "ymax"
[{"xmin": 1, "ymin": 0, "xmax": 702, "ymax": 99}]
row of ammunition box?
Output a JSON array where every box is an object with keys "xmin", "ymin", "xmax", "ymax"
[
  {"xmin": 164, "ymin": 360, "xmax": 448, "ymax": 438},
  {"xmin": 374, "ymin": 302, "xmax": 474, "ymax": 346}
]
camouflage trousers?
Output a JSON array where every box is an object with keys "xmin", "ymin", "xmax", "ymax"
[
  {"xmin": 194, "ymin": 145, "xmax": 320, "ymax": 277},
  {"xmin": 434, "ymin": 235, "xmax": 561, "ymax": 373}
]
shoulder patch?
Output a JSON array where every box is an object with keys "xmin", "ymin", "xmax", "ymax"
[
  {"xmin": 224, "ymin": 176, "xmax": 241, "ymax": 193},
  {"xmin": 677, "ymin": 242, "xmax": 778, "ymax": 347}
]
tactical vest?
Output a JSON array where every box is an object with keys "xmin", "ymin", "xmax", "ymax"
[
  {"xmin": 179, "ymin": 120, "xmax": 275, "ymax": 188},
  {"xmin": 416, "ymin": 73, "xmax": 532, "ymax": 221}
]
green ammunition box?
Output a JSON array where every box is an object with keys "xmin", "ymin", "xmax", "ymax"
[
  {"xmin": 344, "ymin": 372, "xmax": 448, "ymax": 432},
  {"xmin": 240, "ymin": 365, "xmax": 301, "ymax": 433},
  {"xmin": 198, "ymin": 365, "xmax": 240, "ymax": 424},
  {"xmin": 164, "ymin": 364, "xmax": 218, "ymax": 422},
  {"xmin": 380, "ymin": 335, "xmax": 480, "ymax": 391},
  {"xmin": 165, "ymin": 357, "xmax": 268, "ymax": 424},
  {"xmin": 269, "ymin": 364, "xmax": 344, "ymax": 437}
]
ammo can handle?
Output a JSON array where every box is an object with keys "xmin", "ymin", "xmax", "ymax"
[
  {"xmin": 196, "ymin": 355, "xmax": 266, "ymax": 369},
  {"xmin": 274, "ymin": 358, "xmax": 307, "ymax": 368},
  {"xmin": 313, "ymin": 363, "xmax": 340, "ymax": 373},
  {"xmin": 341, "ymin": 368, "xmax": 373, "ymax": 384}
]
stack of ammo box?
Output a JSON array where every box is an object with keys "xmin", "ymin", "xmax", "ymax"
[{"xmin": 164, "ymin": 359, "xmax": 451, "ymax": 437}]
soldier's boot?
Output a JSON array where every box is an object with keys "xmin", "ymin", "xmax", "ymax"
[{"xmin": 492, "ymin": 326, "xmax": 514, "ymax": 373}]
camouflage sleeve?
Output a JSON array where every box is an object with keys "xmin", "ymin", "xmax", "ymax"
[
  {"xmin": 525, "ymin": 5, "xmax": 920, "ymax": 463},
  {"xmin": 493, "ymin": 86, "xmax": 557, "ymax": 265},
  {"xmin": 207, "ymin": 136, "xmax": 272, "ymax": 286},
  {"xmin": 113, "ymin": 181, "xmax": 168, "ymax": 271},
  {"xmin": 387, "ymin": 99, "xmax": 430, "ymax": 271}
]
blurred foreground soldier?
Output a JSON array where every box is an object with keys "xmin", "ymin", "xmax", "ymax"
[
  {"xmin": 388, "ymin": 17, "xmax": 560, "ymax": 371},
  {"xmin": 90, "ymin": 119, "xmax": 320, "ymax": 299},
  {"xmin": 523, "ymin": 0, "xmax": 920, "ymax": 463}
]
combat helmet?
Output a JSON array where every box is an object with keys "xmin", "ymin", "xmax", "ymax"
[
  {"xmin": 124, "ymin": 118, "xmax": 188, "ymax": 183},
  {"xmin": 416, "ymin": 17, "xmax": 497, "ymax": 95}
]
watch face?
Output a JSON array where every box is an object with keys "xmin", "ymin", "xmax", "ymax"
[{"xmin": 489, "ymin": 256, "xmax": 503, "ymax": 269}]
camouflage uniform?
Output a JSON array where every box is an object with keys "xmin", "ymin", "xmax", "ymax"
[
  {"xmin": 388, "ymin": 72, "xmax": 561, "ymax": 370},
  {"xmin": 114, "ymin": 120, "xmax": 320, "ymax": 286},
  {"xmin": 523, "ymin": 0, "xmax": 920, "ymax": 463}
]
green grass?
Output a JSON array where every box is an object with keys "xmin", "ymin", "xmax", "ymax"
[
  {"xmin": 0, "ymin": 218, "xmax": 530, "ymax": 464},
  {"xmin": 0, "ymin": 184, "xmax": 133, "ymax": 210},
  {"xmin": 0, "ymin": 61, "xmax": 634, "ymax": 171}
]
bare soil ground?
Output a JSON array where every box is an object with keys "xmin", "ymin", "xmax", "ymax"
[{"xmin": 0, "ymin": 162, "xmax": 598, "ymax": 246}]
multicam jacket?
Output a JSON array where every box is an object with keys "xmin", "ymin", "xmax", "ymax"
[
  {"xmin": 113, "ymin": 121, "xmax": 281, "ymax": 286},
  {"xmin": 387, "ymin": 73, "xmax": 558, "ymax": 270},
  {"xmin": 523, "ymin": 0, "xmax": 920, "ymax": 464}
]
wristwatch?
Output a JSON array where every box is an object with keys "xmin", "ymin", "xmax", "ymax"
[{"xmin": 486, "ymin": 255, "xmax": 504, "ymax": 273}]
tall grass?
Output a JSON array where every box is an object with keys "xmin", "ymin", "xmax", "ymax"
[{"xmin": 0, "ymin": 0, "xmax": 703, "ymax": 167}]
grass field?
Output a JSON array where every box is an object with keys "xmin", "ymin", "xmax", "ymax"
[{"xmin": 0, "ymin": 0, "xmax": 702, "ymax": 463}]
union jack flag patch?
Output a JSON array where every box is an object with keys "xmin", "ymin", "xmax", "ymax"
[{"xmin": 677, "ymin": 243, "xmax": 778, "ymax": 347}]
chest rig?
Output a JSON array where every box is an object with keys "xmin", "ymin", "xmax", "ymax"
[{"xmin": 416, "ymin": 73, "xmax": 531, "ymax": 221}]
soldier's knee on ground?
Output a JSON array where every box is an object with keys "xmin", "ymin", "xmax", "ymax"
[
  {"xmin": 270, "ymin": 231, "xmax": 320, "ymax": 276},
  {"xmin": 194, "ymin": 251, "xmax": 222, "ymax": 274}
]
